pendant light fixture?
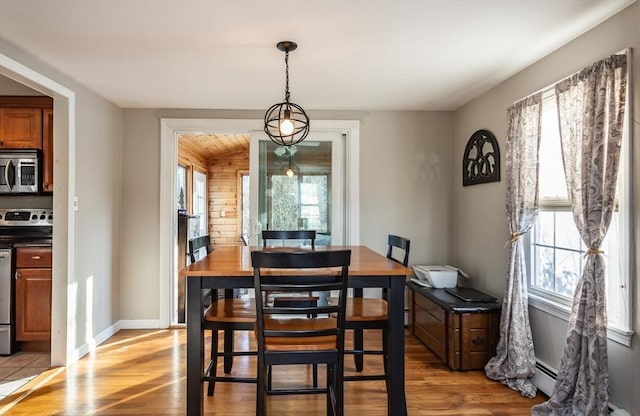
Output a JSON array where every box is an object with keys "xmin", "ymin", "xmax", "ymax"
[
  {"xmin": 285, "ymin": 154, "xmax": 300, "ymax": 177},
  {"xmin": 264, "ymin": 41, "xmax": 310, "ymax": 146}
]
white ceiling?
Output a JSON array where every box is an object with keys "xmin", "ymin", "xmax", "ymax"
[{"xmin": 0, "ymin": 0, "xmax": 634, "ymax": 111}]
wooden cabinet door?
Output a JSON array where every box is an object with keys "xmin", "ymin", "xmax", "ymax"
[
  {"xmin": 0, "ymin": 108, "xmax": 43, "ymax": 148},
  {"xmin": 42, "ymin": 108, "xmax": 54, "ymax": 192},
  {"xmin": 15, "ymin": 268, "xmax": 52, "ymax": 341}
]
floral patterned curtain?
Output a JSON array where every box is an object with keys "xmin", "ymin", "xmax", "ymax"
[
  {"xmin": 531, "ymin": 54, "xmax": 627, "ymax": 416},
  {"xmin": 484, "ymin": 94, "xmax": 541, "ymax": 398}
]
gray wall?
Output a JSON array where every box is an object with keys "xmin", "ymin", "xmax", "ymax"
[
  {"xmin": 0, "ymin": 74, "xmax": 46, "ymax": 95},
  {"xmin": 453, "ymin": 3, "xmax": 639, "ymax": 413},
  {"xmin": 0, "ymin": 38, "xmax": 123, "ymax": 355},
  {"xmin": 120, "ymin": 109, "xmax": 454, "ymax": 319}
]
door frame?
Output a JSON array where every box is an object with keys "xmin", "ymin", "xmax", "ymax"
[
  {"xmin": 159, "ymin": 118, "xmax": 360, "ymax": 327},
  {"xmin": 0, "ymin": 52, "xmax": 76, "ymax": 366}
]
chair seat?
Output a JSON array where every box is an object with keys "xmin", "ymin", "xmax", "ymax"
[
  {"xmin": 329, "ymin": 297, "xmax": 388, "ymax": 321},
  {"xmin": 204, "ymin": 299, "xmax": 256, "ymax": 323},
  {"xmin": 263, "ymin": 317, "xmax": 338, "ymax": 351}
]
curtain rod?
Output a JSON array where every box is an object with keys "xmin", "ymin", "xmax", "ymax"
[{"xmin": 513, "ymin": 48, "xmax": 631, "ymax": 104}]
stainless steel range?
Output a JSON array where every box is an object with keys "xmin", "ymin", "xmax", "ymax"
[{"xmin": 0, "ymin": 208, "xmax": 53, "ymax": 355}]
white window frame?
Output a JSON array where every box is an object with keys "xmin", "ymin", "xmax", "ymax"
[
  {"xmin": 237, "ymin": 170, "xmax": 250, "ymax": 244},
  {"xmin": 192, "ymin": 169, "xmax": 208, "ymax": 237},
  {"xmin": 526, "ymin": 86, "xmax": 634, "ymax": 347}
]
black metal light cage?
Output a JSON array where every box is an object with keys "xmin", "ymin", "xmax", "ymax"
[
  {"xmin": 264, "ymin": 102, "xmax": 310, "ymax": 146},
  {"xmin": 264, "ymin": 41, "xmax": 310, "ymax": 146}
]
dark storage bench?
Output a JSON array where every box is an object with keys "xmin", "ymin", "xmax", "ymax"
[{"xmin": 406, "ymin": 280, "xmax": 501, "ymax": 371}]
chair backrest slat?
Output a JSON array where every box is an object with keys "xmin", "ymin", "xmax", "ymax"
[
  {"xmin": 386, "ymin": 234, "xmax": 410, "ymax": 267},
  {"xmin": 262, "ymin": 230, "xmax": 316, "ymax": 249},
  {"xmin": 189, "ymin": 235, "xmax": 212, "ymax": 263}
]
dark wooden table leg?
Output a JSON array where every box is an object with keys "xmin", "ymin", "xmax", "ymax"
[
  {"xmin": 387, "ymin": 277, "xmax": 407, "ymax": 416},
  {"xmin": 352, "ymin": 288, "xmax": 364, "ymax": 372},
  {"xmin": 186, "ymin": 277, "xmax": 204, "ymax": 416}
]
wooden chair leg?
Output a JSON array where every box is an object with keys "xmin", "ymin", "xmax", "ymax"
[
  {"xmin": 223, "ymin": 329, "xmax": 234, "ymax": 373},
  {"xmin": 353, "ymin": 328, "xmax": 364, "ymax": 371},
  {"xmin": 256, "ymin": 360, "xmax": 267, "ymax": 416},
  {"xmin": 383, "ymin": 327, "xmax": 390, "ymax": 393},
  {"xmin": 207, "ymin": 329, "xmax": 218, "ymax": 396},
  {"xmin": 326, "ymin": 364, "xmax": 334, "ymax": 416}
]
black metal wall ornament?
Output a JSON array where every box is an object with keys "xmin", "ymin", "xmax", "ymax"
[{"xmin": 462, "ymin": 129, "xmax": 500, "ymax": 186}]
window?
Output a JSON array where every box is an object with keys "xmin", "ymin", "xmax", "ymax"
[
  {"xmin": 176, "ymin": 164, "xmax": 186, "ymax": 211},
  {"xmin": 238, "ymin": 171, "xmax": 250, "ymax": 243},
  {"xmin": 300, "ymin": 177, "xmax": 328, "ymax": 232},
  {"xmin": 270, "ymin": 174, "xmax": 329, "ymax": 233},
  {"xmin": 527, "ymin": 91, "xmax": 632, "ymax": 345},
  {"xmin": 193, "ymin": 169, "xmax": 207, "ymax": 237}
]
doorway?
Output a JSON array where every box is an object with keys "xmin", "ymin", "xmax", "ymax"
[
  {"xmin": 0, "ymin": 53, "xmax": 75, "ymax": 367},
  {"xmin": 160, "ymin": 119, "xmax": 360, "ymax": 327}
]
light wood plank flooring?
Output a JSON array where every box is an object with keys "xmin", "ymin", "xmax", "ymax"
[{"xmin": 0, "ymin": 329, "xmax": 546, "ymax": 415}]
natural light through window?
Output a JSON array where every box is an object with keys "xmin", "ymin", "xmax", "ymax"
[
  {"xmin": 193, "ymin": 170, "xmax": 207, "ymax": 237},
  {"xmin": 528, "ymin": 92, "xmax": 632, "ymax": 345}
]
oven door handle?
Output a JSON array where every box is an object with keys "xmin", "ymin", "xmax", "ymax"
[{"xmin": 4, "ymin": 159, "xmax": 14, "ymax": 191}]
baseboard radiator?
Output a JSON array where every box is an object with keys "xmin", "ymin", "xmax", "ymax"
[{"xmin": 533, "ymin": 360, "xmax": 630, "ymax": 416}]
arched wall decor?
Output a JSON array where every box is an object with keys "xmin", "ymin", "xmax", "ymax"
[{"xmin": 462, "ymin": 129, "xmax": 500, "ymax": 186}]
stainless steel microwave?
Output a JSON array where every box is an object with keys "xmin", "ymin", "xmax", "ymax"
[{"xmin": 0, "ymin": 150, "xmax": 41, "ymax": 194}]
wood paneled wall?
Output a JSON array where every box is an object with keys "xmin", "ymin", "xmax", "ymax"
[{"xmin": 208, "ymin": 151, "xmax": 249, "ymax": 246}]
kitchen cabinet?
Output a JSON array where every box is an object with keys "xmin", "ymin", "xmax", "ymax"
[
  {"xmin": 0, "ymin": 107, "xmax": 42, "ymax": 149},
  {"xmin": 15, "ymin": 246, "xmax": 52, "ymax": 342},
  {"xmin": 407, "ymin": 280, "xmax": 500, "ymax": 371},
  {"xmin": 0, "ymin": 96, "xmax": 54, "ymax": 191}
]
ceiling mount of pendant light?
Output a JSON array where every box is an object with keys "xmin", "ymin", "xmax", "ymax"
[{"xmin": 264, "ymin": 41, "xmax": 310, "ymax": 146}]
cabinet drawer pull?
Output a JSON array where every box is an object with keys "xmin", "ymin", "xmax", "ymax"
[
  {"xmin": 472, "ymin": 336, "xmax": 485, "ymax": 346},
  {"xmin": 31, "ymin": 256, "xmax": 41, "ymax": 260}
]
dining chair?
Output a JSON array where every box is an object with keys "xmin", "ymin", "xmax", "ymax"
[
  {"xmin": 251, "ymin": 249, "xmax": 351, "ymax": 416},
  {"xmin": 190, "ymin": 235, "xmax": 257, "ymax": 396},
  {"xmin": 342, "ymin": 234, "xmax": 410, "ymax": 391},
  {"xmin": 261, "ymin": 230, "xmax": 317, "ymax": 306},
  {"xmin": 261, "ymin": 229, "xmax": 319, "ymax": 388}
]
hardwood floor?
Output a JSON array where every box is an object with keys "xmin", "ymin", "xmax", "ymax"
[{"xmin": 0, "ymin": 329, "xmax": 546, "ymax": 415}]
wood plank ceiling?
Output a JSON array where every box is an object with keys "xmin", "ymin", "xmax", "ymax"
[{"xmin": 178, "ymin": 133, "xmax": 250, "ymax": 161}]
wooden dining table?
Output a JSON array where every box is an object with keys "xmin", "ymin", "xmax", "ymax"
[{"xmin": 180, "ymin": 245, "xmax": 412, "ymax": 416}]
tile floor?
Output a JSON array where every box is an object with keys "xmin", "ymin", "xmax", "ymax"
[{"xmin": 0, "ymin": 352, "xmax": 49, "ymax": 400}]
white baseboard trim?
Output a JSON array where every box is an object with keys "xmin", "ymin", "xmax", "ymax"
[
  {"xmin": 117, "ymin": 319, "xmax": 164, "ymax": 329},
  {"xmin": 534, "ymin": 359, "xmax": 629, "ymax": 415},
  {"xmin": 70, "ymin": 322, "xmax": 121, "ymax": 363},
  {"xmin": 68, "ymin": 319, "xmax": 166, "ymax": 363}
]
